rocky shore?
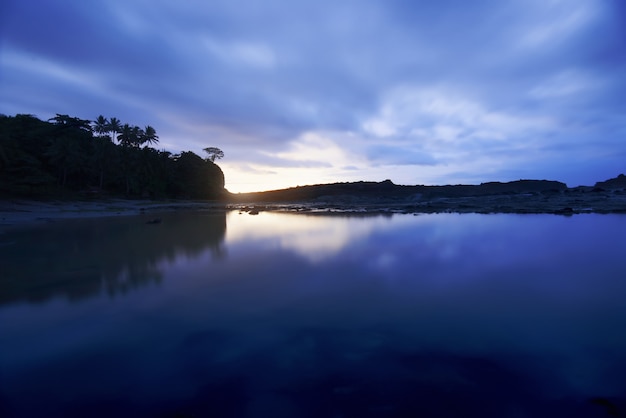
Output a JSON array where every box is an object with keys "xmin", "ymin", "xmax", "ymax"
[
  {"xmin": 228, "ymin": 176, "xmax": 626, "ymax": 215},
  {"xmin": 229, "ymin": 186, "xmax": 626, "ymax": 216},
  {"xmin": 2, "ymin": 176, "xmax": 625, "ymax": 230}
]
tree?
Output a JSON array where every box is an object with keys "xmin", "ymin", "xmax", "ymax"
[
  {"xmin": 0, "ymin": 114, "xmax": 58, "ymax": 193},
  {"xmin": 0, "ymin": 115, "xmax": 10, "ymax": 169},
  {"xmin": 44, "ymin": 134, "xmax": 85, "ymax": 187},
  {"xmin": 132, "ymin": 126, "xmax": 143, "ymax": 146},
  {"xmin": 93, "ymin": 115, "xmax": 109, "ymax": 138},
  {"xmin": 116, "ymin": 124, "xmax": 141, "ymax": 194},
  {"xmin": 49, "ymin": 114, "xmax": 92, "ymax": 133},
  {"xmin": 1, "ymin": 112, "xmax": 226, "ymax": 198},
  {"xmin": 90, "ymin": 135, "xmax": 116, "ymax": 189},
  {"xmin": 107, "ymin": 117, "xmax": 122, "ymax": 142},
  {"xmin": 141, "ymin": 125, "xmax": 159, "ymax": 147},
  {"xmin": 203, "ymin": 147, "xmax": 224, "ymax": 162},
  {"xmin": 46, "ymin": 114, "xmax": 92, "ymax": 188},
  {"xmin": 174, "ymin": 151, "xmax": 225, "ymax": 199},
  {"xmin": 117, "ymin": 124, "xmax": 142, "ymax": 147}
]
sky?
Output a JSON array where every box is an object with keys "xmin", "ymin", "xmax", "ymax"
[{"xmin": 1, "ymin": 0, "xmax": 625, "ymax": 192}]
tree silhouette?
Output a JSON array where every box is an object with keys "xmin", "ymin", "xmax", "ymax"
[
  {"xmin": 141, "ymin": 125, "xmax": 159, "ymax": 147},
  {"xmin": 44, "ymin": 135, "xmax": 84, "ymax": 187},
  {"xmin": 45, "ymin": 116, "xmax": 92, "ymax": 188},
  {"xmin": 0, "ymin": 114, "xmax": 57, "ymax": 192},
  {"xmin": 0, "ymin": 113, "xmax": 225, "ymax": 199},
  {"xmin": 91, "ymin": 136, "xmax": 116, "ymax": 189},
  {"xmin": 132, "ymin": 126, "xmax": 143, "ymax": 147},
  {"xmin": 49, "ymin": 114, "xmax": 92, "ymax": 133},
  {"xmin": 107, "ymin": 117, "xmax": 122, "ymax": 142},
  {"xmin": 117, "ymin": 124, "xmax": 142, "ymax": 147},
  {"xmin": 203, "ymin": 147, "xmax": 224, "ymax": 162},
  {"xmin": 93, "ymin": 115, "xmax": 109, "ymax": 138}
]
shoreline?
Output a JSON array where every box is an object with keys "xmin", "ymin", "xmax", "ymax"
[
  {"xmin": 2, "ymin": 189, "xmax": 626, "ymax": 231},
  {"xmin": 0, "ymin": 199, "xmax": 226, "ymax": 232}
]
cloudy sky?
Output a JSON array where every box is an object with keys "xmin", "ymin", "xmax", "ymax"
[{"xmin": 1, "ymin": 0, "xmax": 625, "ymax": 192}]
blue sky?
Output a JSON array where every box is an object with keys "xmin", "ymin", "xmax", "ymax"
[{"xmin": 1, "ymin": 0, "xmax": 625, "ymax": 192}]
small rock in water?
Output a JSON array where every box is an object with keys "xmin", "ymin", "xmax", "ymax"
[
  {"xmin": 554, "ymin": 207, "xmax": 574, "ymax": 215},
  {"xmin": 146, "ymin": 218, "xmax": 162, "ymax": 224}
]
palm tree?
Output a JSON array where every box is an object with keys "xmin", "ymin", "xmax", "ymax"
[
  {"xmin": 141, "ymin": 125, "xmax": 159, "ymax": 147},
  {"xmin": 93, "ymin": 115, "xmax": 109, "ymax": 138},
  {"xmin": 116, "ymin": 124, "xmax": 141, "ymax": 194},
  {"xmin": 117, "ymin": 124, "xmax": 144, "ymax": 147},
  {"xmin": 117, "ymin": 124, "xmax": 134, "ymax": 147},
  {"xmin": 107, "ymin": 117, "xmax": 122, "ymax": 143},
  {"xmin": 132, "ymin": 126, "xmax": 143, "ymax": 147}
]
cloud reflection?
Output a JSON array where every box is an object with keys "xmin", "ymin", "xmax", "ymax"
[{"xmin": 226, "ymin": 211, "xmax": 402, "ymax": 262}]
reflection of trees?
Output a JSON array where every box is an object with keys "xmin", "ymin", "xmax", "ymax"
[{"xmin": 0, "ymin": 211, "xmax": 226, "ymax": 304}]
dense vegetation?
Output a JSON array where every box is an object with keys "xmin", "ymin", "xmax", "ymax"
[{"xmin": 0, "ymin": 114, "xmax": 225, "ymax": 199}]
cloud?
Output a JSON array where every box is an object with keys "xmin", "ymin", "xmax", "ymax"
[
  {"xmin": 516, "ymin": 0, "xmax": 600, "ymax": 49},
  {"xmin": 1, "ymin": 0, "xmax": 625, "ymax": 191},
  {"xmin": 366, "ymin": 145, "xmax": 439, "ymax": 166},
  {"xmin": 528, "ymin": 69, "xmax": 605, "ymax": 103},
  {"xmin": 363, "ymin": 87, "xmax": 556, "ymax": 160},
  {"xmin": 201, "ymin": 37, "xmax": 276, "ymax": 69},
  {"xmin": 274, "ymin": 132, "xmax": 354, "ymax": 166}
]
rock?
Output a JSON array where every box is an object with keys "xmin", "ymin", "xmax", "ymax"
[
  {"xmin": 595, "ymin": 174, "xmax": 626, "ymax": 189},
  {"xmin": 554, "ymin": 207, "xmax": 574, "ymax": 215}
]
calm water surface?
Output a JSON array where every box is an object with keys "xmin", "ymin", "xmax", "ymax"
[{"xmin": 1, "ymin": 211, "xmax": 625, "ymax": 417}]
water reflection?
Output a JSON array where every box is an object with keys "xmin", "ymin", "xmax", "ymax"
[
  {"xmin": 0, "ymin": 211, "xmax": 226, "ymax": 304},
  {"xmin": 1, "ymin": 212, "xmax": 626, "ymax": 417},
  {"xmin": 225, "ymin": 211, "xmax": 396, "ymax": 262}
]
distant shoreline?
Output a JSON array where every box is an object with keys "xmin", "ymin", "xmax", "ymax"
[
  {"xmin": 3, "ymin": 176, "xmax": 626, "ymax": 230},
  {"xmin": 0, "ymin": 174, "xmax": 626, "ymax": 232},
  {"xmin": 2, "ymin": 184, "xmax": 626, "ymax": 232},
  {"xmin": 229, "ymin": 188, "xmax": 626, "ymax": 216},
  {"xmin": 227, "ymin": 177, "xmax": 626, "ymax": 216}
]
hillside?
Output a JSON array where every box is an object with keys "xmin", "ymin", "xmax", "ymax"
[{"xmin": 230, "ymin": 179, "xmax": 567, "ymax": 202}]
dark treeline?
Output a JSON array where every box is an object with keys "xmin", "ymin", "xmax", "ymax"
[{"xmin": 0, "ymin": 114, "xmax": 225, "ymax": 199}]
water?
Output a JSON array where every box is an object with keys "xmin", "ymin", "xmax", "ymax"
[{"xmin": 1, "ymin": 211, "xmax": 625, "ymax": 417}]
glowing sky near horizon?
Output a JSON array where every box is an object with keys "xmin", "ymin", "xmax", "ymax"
[{"xmin": 1, "ymin": 0, "xmax": 625, "ymax": 192}]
